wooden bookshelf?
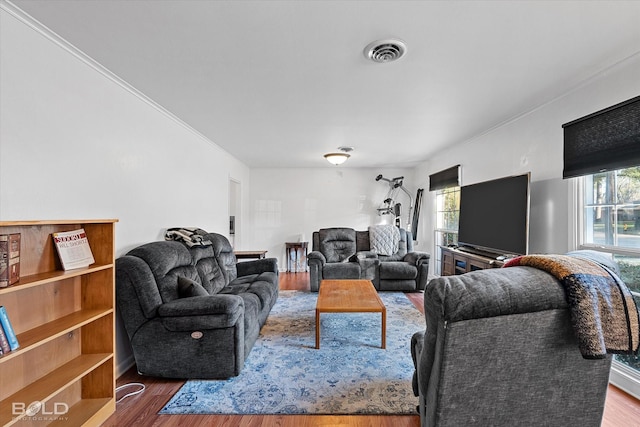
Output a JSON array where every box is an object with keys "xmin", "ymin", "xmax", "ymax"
[{"xmin": 0, "ymin": 220, "xmax": 117, "ymax": 426}]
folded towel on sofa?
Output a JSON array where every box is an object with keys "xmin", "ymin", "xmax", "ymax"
[
  {"xmin": 368, "ymin": 224, "xmax": 400, "ymax": 256},
  {"xmin": 504, "ymin": 253, "xmax": 640, "ymax": 359}
]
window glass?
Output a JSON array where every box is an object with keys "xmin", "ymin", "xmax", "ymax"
[
  {"xmin": 582, "ymin": 168, "xmax": 640, "ymax": 249},
  {"xmin": 434, "ymin": 186, "xmax": 460, "ymax": 274},
  {"xmin": 612, "ymin": 254, "xmax": 640, "ymax": 372},
  {"xmin": 581, "ymin": 167, "xmax": 640, "ymax": 384}
]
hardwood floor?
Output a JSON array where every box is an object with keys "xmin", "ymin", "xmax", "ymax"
[{"xmin": 104, "ymin": 272, "xmax": 640, "ymax": 426}]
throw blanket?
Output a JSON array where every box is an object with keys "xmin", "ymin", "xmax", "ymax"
[
  {"xmin": 369, "ymin": 225, "xmax": 400, "ymax": 256},
  {"xmin": 165, "ymin": 227, "xmax": 212, "ymax": 247},
  {"xmin": 504, "ymin": 254, "xmax": 640, "ymax": 359}
]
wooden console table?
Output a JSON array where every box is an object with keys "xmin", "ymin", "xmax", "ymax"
[
  {"xmin": 285, "ymin": 241, "xmax": 308, "ymax": 272},
  {"xmin": 440, "ymin": 246, "xmax": 504, "ymax": 276},
  {"xmin": 234, "ymin": 250, "xmax": 267, "ymax": 260}
]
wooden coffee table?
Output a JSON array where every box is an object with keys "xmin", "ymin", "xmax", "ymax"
[{"xmin": 315, "ymin": 279, "xmax": 386, "ymax": 349}]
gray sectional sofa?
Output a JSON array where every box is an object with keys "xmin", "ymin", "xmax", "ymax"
[
  {"xmin": 116, "ymin": 232, "xmax": 278, "ymax": 379},
  {"xmin": 308, "ymin": 226, "xmax": 430, "ymax": 292}
]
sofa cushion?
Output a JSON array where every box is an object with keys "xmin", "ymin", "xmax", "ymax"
[
  {"xmin": 323, "ymin": 262, "xmax": 361, "ymax": 279},
  {"xmin": 379, "ymin": 261, "xmax": 417, "ymax": 279},
  {"xmin": 219, "ymin": 269, "xmax": 278, "ymax": 321},
  {"xmin": 127, "ymin": 241, "xmax": 201, "ymax": 303},
  {"xmin": 116, "ymin": 256, "xmax": 163, "ymax": 319},
  {"xmin": 157, "ymin": 268, "xmax": 203, "ymax": 302},
  {"xmin": 190, "ymin": 246, "xmax": 227, "ymax": 294},
  {"xmin": 205, "ymin": 232, "xmax": 238, "ymax": 284},
  {"xmin": 224, "ymin": 276, "xmax": 272, "ymax": 304},
  {"xmin": 319, "ymin": 228, "xmax": 357, "ymax": 262},
  {"xmin": 177, "ymin": 276, "xmax": 210, "ymax": 298},
  {"xmin": 127, "ymin": 241, "xmax": 192, "ymax": 277}
]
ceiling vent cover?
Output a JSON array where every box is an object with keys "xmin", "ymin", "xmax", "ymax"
[{"xmin": 364, "ymin": 39, "xmax": 407, "ymax": 63}]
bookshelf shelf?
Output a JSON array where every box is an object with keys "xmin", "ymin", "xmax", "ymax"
[
  {"xmin": 0, "ymin": 353, "xmax": 112, "ymax": 426},
  {"xmin": 0, "ymin": 220, "xmax": 117, "ymax": 426},
  {"xmin": 0, "ymin": 264, "xmax": 112, "ymax": 295},
  {"xmin": 0, "ymin": 309, "xmax": 113, "ymax": 363}
]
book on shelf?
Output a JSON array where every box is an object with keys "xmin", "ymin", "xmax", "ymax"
[
  {"xmin": 52, "ymin": 228, "xmax": 95, "ymax": 270},
  {"xmin": 0, "ymin": 319, "xmax": 11, "ymax": 354},
  {"xmin": 0, "ymin": 233, "xmax": 20, "ymax": 287},
  {"xmin": 0, "ymin": 305, "xmax": 19, "ymax": 351}
]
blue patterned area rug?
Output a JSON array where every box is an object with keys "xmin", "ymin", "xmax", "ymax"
[{"xmin": 159, "ymin": 291, "xmax": 424, "ymax": 415}]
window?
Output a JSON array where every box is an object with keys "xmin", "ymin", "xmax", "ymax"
[
  {"xmin": 579, "ymin": 166, "xmax": 640, "ymax": 396},
  {"xmin": 434, "ymin": 186, "xmax": 460, "ymax": 275}
]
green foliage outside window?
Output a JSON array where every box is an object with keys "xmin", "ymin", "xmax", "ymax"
[
  {"xmin": 434, "ymin": 186, "xmax": 460, "ymax": 274},
  {"xmin": 614, "ymin": 262, "xmax": 640, "ymax": 371},
  {"xmin": 583, "ymin": 167, "xmax": 640, "ymax": 376}
]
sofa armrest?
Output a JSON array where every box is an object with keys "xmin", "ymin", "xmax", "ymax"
[
  {"xmin": 158, "ymin": 294, "xmax": 243, "ymax": 316},
  {"xmin": 236, "ymin": 257, "xmax": 278, "ymax": 276},
  {"xmin": 307, "ymin": 251, "xmax": 326, "ymax": 292},
  {"xmin": 404, "ymin": 251, "xmax": 430, "ymax": 265},
  {"xmin": 411, "ymin": 330, "xmax": 425, "ymax": 397},
  {"xmin": 157, "ymin": 294, "xmax": 244, "ymax": 331},
  {"xmin": 307, "ymin": 251, "xmax": 326, "ymax": 265}
]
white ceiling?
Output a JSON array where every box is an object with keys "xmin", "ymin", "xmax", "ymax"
[{"xmin": 9, "ymin": 0, "xmax": 640, "ymax": 168}]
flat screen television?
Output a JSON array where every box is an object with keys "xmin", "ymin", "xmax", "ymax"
[{"xmin": 457, "ymin": 173, "xmax": 530, "ymax": 257}]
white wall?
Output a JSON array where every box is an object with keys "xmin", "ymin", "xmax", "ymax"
[
  {"xmin": 4, "ymin": 1, "xmax": 640, "ymax": 379},
  {"xmin": 248, "ymin": 167, "xmax": 423, "ymax": 268},
  {"xmin": 0, "ymin": 8, "xmax": 250, "ymax": 375},
  {"xmin": 413, "ymin": 52, "xmax": 640, "ymax": 263}
]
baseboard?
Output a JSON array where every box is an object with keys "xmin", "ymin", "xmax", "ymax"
[
  {"xmin": 117, "ymin": 354, "xmax": 136, "ymax": 378},
  {"xmin": 609, "ymin": 361, "xmax": 640, "ymax": 399}
]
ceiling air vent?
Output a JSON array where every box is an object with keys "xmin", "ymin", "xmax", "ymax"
[{"xmin": 364, "ymin": 39, "xmax": 407, "ymax": 63}]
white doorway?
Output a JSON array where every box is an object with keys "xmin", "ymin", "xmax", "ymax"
[{"xmin": 229, "ymin": 178, "xmax": 241, "ymax": 248}]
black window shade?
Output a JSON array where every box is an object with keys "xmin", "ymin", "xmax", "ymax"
[
  {"xmin": 429, "ymin": 165, "xmax": 460, "ymax": 191},
  {"xmin": 563, "ymin": 95, "xmax": 640, "ymax": 179}
]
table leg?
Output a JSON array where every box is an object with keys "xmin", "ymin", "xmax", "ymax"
[
  {"xmin": 315, "ymin": 309, "xmax": 320, "ymax": 349},
  {"xmin": 381, "ymin": 308, "xmax": 386, "ymax": 349}
]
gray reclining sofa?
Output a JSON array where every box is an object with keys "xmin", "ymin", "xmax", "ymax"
[
  {"xmin": 308, "ymin": 226, "xmax": 430, "ymax": 292},
  {"xmin": 116, "ymin": 232, "xmax": 278, "ymax": 379}
]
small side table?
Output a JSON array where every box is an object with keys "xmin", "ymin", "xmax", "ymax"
[
  {"xmin": 285, "ymin": 242, "xmax": 308, "ymax": 273},
  {"xmin": 234, "ymin": 250, "xmax": 267, "ymax": 260}
]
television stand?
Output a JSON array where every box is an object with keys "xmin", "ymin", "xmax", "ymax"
[
  {"xmin": 456, "ymin": 245, "xmax": 502, "ymax": 259},
  {"xmin": 440, "ymin": 246, "xmax": 505, "ymax": 276}
]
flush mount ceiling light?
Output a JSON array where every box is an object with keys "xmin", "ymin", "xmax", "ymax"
[
  {"xmin": 324, "ymin": 146, "xmax": 354, "ymax": 165},
  {"xmin": 364, "ymin": 39, "xmax": 407, "ymax": 63}
]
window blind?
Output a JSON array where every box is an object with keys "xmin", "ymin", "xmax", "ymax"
[
  {"xmin": 563, "ymin": 95, "xmax": 640, "ymax": 179},
  {"xmin": 429, "ymin": 165, "xmax": 460, "ymax": 191}
]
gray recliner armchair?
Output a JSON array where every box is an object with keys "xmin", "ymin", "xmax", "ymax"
[
  {"xmin": 307, "ymin": 226, "xmax": 430, "ymax": 292},
  {"xmin": 411, "ymin": 262, "xmax": 614, "ymax": 427}
]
